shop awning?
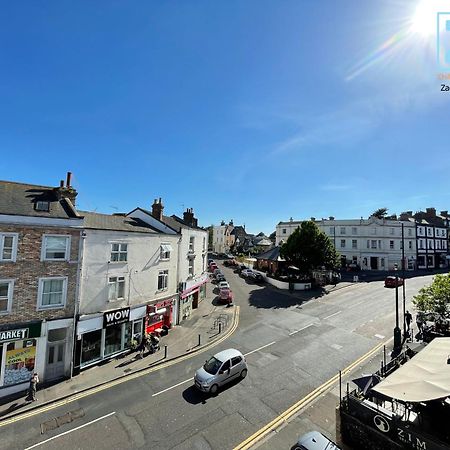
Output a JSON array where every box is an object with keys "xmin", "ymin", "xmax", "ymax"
[
  {"xmin": 161, "ymin": 243, "xmax": 173, "ymax": 253},
  {"xmin": 373, "ymin": 338, "xmax": 450, "ymax": 402}
]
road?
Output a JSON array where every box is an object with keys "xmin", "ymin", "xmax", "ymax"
[{"xmin": 0, "ymin": 265, "xmax": 435, "ymax": 450}]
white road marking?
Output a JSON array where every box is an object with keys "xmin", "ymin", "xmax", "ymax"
[
  {"xmin": 24, "ymin": 411, "xmax": 116, "ymax": 449},
  {"xmin": 152, "ymin": 378, "xmax": 192, "ymax": 397},
  {"xmin": 244, "ymin": 341, "xmax": 277, "ymax": 356},
  {"xmin": 289, "ymin": 324, "xmax": 314, "ymax": 336},
  {"xmin": 375, "ymin": 334, "xmax": 385, "ymax": 339},
  {"xmin": 323, "ymin": 311, "xmax": 342, "ymax": 320}
]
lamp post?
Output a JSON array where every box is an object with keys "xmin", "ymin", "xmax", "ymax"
[
  {"xmin": 393, "ymin": 263, "xmax": 402, "ymax": 352},
  {"xmin": 401, "ymin": 222, "xmax": 406, "ymax": 340}
]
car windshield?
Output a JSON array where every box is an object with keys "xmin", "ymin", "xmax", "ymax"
[{"xmin": 204, "ymin": 356, "xmax": 223, "ymax": 375}]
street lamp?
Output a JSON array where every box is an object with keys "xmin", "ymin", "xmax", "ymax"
[
  {"xmin": 401, "ymin": 222, "xmax": 406, "ymax": 340},
  {"xmin": 393, "ymin": 263, "xmax": 402, "ymax": 352}
]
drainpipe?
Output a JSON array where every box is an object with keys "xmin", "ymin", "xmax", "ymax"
[
  {"xmin": 176, "ymin": 232, "xmax": 182, "ymax": 325},
  {"xmin": 71, "ymin": 228, "xmax": 85, "ymax": 378}
]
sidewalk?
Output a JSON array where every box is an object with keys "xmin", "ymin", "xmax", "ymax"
[
  {"xmin": 0, "ymin": 281, "xmax": 237, "ymax": 421},
  {"xmin": 255, "ymin": 340, "xmax": 395, "ymax": 450}
]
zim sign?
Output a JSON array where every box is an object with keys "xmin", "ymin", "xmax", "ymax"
[{"xmin": 103, "ymin": 307, "xmax": 130, "ymax": 328}]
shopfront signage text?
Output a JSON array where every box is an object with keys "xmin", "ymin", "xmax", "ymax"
[
  {"xmin": 103, "ymin": 307, "xmax": 130, "ymax": 328},
  {"xmin": 0, "ymin": 328, "xmax": 29, "ymax": 343}
]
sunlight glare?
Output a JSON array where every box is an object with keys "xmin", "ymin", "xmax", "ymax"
[{"xmin": 410, "ymin": 0, "xmax": 448, "ymax": 36}]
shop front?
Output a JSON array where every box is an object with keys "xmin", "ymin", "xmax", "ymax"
[
  {"xmin": 0, "ymin": 321, "xmax": 43, "ymax": 398},
  {"xmin": 179, "ymin": 273, "xmax": 208, "ymax": 322},
  {"xmin": 76, "ymin": 305, "xmax": 147, "ymax": 371},
  {"xmin": 146, "ymin": 297, "xmax": 176, "ymax": 335}
]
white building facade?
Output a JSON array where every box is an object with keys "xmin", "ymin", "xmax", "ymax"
[
  {"xmin": 73, "ymin": 211, "xmax": 180, "ymax": 372},
  {"xmin": 276, "ymin": 216, "xmax": 417, "ymax": 271}
]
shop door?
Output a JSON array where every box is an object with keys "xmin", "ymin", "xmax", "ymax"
[
  {"xmin": 370, "ymin": 257, "xmax": 378, "ymax": 270},
  {"xmin": 46, "ymin": 342, "xmax": 65, "ymax": 380}
]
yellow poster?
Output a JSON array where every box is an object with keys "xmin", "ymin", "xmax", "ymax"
[{"xmin": 4, "ymin": 346, "xmax": 36, "ymax": 386}]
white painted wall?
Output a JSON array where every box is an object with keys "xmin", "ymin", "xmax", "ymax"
[
  {"xmin": 79, "ymin": 229, "xmax": 179, "ymax": 315},
  {"xmin": 178, "ymin": 227, "xmax": 208, "ymax": 283}
]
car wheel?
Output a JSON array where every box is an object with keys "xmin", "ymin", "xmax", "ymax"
[
  {"xmin": 240, "ymin": 369, "xmax": 248, "ymax": 379},
  {"xmin": 210, "ymin": 384, "xmax": 219, "ymax": 395}
]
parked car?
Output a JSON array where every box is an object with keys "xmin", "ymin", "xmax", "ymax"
[
  {"xmin": 214, "ymin": 268, "xmax": 222, "ymax": 276},
  {"xmin": 292, "ymin": 431, "xmax": 340, "ymax": 450},
  {"xmin": 216, "ymin": 274, "xmax": 226, "ymax": 283},
  {"xmin": 248, "ymin": 272, "xmax": 264, "ymax": 282},
  {"xmin": 241, "ymin": 269, "xmax": 254, "ymax": 278},
  {"xmin": 218, "ymin": 281, "xmax": 230, "ymax": 290},
  {"xmin": 384, "ymin": 276, "xmax": 404, "ymax": 288},
  {"xmin": 209, "ymin": 263, "xmax": 218, "ymax": 272},
  {"xmin": 218, "ymin": 287, "xmax": 233, "ymax": 304},
  {"xmin": 194, "ymin": 348, "xmax": 247, "ymax": 395}
]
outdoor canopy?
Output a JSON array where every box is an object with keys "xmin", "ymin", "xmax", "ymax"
[{"xmin": 373, "ymin": 338, "xmax": 450, "ymax": 402}]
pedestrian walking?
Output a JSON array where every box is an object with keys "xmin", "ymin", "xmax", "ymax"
[
  {"xmin": 405, "ymin": 310, "xmax": 412, "ymax": 332},
  {"xmin": 138, "ymin": 334, "xmax": 148, "ymax": 358},
  {"xmin": 27, "ymin": 373, "xmax": 39, "ymax": 402},
  {"xmin": 416, "ymin": 313, "xmax": 424, "ymax": 334}
]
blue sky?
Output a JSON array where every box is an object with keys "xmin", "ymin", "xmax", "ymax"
[{"xmin": 1, "ymin": 1, "xmax": 449, "ymax": 235}]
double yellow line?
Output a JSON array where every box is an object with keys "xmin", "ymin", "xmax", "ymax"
[
  {"xmin": 0, "ymin": 306, "xmax": 240, "ymax": 427},
  {"xmin": 234, "ymin": 338, "xmax": 389, "ymax": 450}
]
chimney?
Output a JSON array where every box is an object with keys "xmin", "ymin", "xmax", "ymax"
[
  {"xmin": 152, "ymin": 198, "xmax": 164, "ymax": 221},
  {"xmin": 289, "ymin": 217, "xmax": 293, "ymax": 222},
  {"xmin": 229, "ymin": 219, "xmax": 233, "ymax": 226},
  {"xmin": 426, "ymin": 207, "xmax": 436, "ymax": 217},
  {"xmin": 54, "ymin": 172, "xmax": 78, "ymax": 206},
  {"xmin": 329, "ymin": 216, "xmax": 335, "ymax": 220},
  {"xmin": 310, "ymin": 217, "xmax": 316, "ymax": 221},
  {"xmin": 183, "ymin": 208, "xmax": 195, "ymax": 227},
  {"xmin": 440, "ymin": 210, "xmax": 448, "ymax": 217}
]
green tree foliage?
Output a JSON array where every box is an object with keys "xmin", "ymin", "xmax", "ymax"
[
  {"xmin": 372, "ymin": 208, "xmax": 388, "ymax": 219},
  {"xmin": 280, "ymin": 221, "xmax": 340, "ymax": 275},
  {"xmin": 412, "ymin": 273, "xmax": 450, "ymax": 319}
]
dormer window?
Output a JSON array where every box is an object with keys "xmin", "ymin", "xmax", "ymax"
[{"xmin": 35, "ymin": 201, "xmax": 50, "ymax": 212}]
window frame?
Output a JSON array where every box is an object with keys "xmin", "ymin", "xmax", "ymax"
[
  {"xmin": 352, "ymin": 239, "xmax": 357, "ymax": 249},
  {"xmin": 108, "ymin": 276, "xmax": 126, "ymax": 302},
  {"xmin": 0, "ymin": 279, "xmax": 14, "ymax": 314},
  {"xmin": 41, "ymin": 234, "xmax": 71, "ymax": 261},
  {"xmin": 157, "ymin": 270, "xmax": 169, "ymax": 291},
  {"xmin": 160, "ymin": 243, "xmax": 171, "ymax": 261},
  {"xmin": 390, "ymin": 240, "xmax": 394, "ymax": 249},
  {"xmin": 0, "ymin": 233, "xmax": 18, "ymax": 262},
  {"xmin": 37, "ymin": 276, "xmax": 68, "ymax": 310},
  {"xmin": 340, "ymin": 239, "xmax": 346, "ymax": 248},
  {"xmin": 189, "ymin": 236, "xmax": 195, "ymax": 253},
  {"xmin": 110, "ymin": 242, "xmax": 128, "ymax": 263}
]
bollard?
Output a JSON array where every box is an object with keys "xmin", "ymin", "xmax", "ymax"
[
  {"xmin": 219, "ymin": 322, "xmax": 222, "ymax": 334},
  {"xmin": 164, "ymin": 345, "xmax": 167, "ymax": 359},
  {"xmin": 198, "ymin": 334, "xmax": 201, "ymax": 347}
]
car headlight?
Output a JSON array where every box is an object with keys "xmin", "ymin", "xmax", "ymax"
[{"xmin": 203, "ymin": 378, "xmax": 214, "ymax": 386}]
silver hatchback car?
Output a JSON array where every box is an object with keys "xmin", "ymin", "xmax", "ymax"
[{"xmin": 194, "ymin": 348, "xmax": 247, "ymax": 395}]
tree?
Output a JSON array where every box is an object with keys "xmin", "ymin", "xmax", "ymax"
[
  {"xmin": 412, "ymin": 273, "xmax": 450, "ymax": 320},
  {"xmin": 372, "ymin": 208, "xmax": 388, "ymax": 219},
  {"xmin": 280, "ymin": 221, "xmax": 340, "ymax": 276}
]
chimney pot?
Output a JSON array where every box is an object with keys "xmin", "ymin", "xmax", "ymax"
[
  {"xmin": 66, "ymin": 172, "xmax": 72, "ymax": 188},
  {"xmin": 60, "ymin": 180, "xmax": 64, "ymax": 188}
]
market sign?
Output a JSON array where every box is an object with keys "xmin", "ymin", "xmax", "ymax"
[
  {"xmin": 0, "ymin": 328, "xmax": 29, "ymax": 343},
  {"xmin": 103, "ymin": 307, "xmax": 130, "ymax": 328}
]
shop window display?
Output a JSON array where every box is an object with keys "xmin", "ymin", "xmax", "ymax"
[
  {"xmin": 3, "ymin": 339, "xmax": 36, "ymax": 386},
  {"xmin": 81, "ymin": 329, "xmax": 102, "ymax": 366},
  {"xmin": 104, "ymin": 324, "xmax": 122, "ymax": 356}
]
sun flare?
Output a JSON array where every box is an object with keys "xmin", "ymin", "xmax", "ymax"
[{"xmin": 410, "ymin": 0, "xmax": 448, "ymax": 36}]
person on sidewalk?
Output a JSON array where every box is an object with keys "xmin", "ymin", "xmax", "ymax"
[
  {"xmin": 416, "ymin": 312, "xmax": 424, "ymax": 335},
  {"xmin": 26, "ymin": 373, "xmax": 39, "ymax": 402},
  {"xmin": 138, "ymin": 334, "xmax": 148, "ymax": 358},
  {"xmin": 405, "ymin": 310, "xmax": 412, "ymax": 332}
]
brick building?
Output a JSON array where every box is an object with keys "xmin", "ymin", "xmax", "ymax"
[{"xmin": 0, "ymin": 173, "xmax": 83, "ymax": 398}]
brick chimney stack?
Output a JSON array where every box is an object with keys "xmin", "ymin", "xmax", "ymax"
[
  {"xmin": 55, "ymin": 171, "xmax": 78, "ymax": 206},
  {"xmin": 426, "ymin": 207, "xmax": 436, "ymax": 217},
  {"xmin": 152, "ymin": 198, "xmax": 164, "ymax": 221},
  {"xmin": 183, "ymin": 208, "xmax": 198, "ymax": 227}
]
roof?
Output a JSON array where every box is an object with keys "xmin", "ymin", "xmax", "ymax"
[
  {"xmin": 213, "ymin": 348, "xmax": 243, "ymax": 361},
  {"xmin": 255, "ymin": 246, "xmax": 285, "ymax": 261},
  {"xmin": 255, "ymin": 238, "xmax": 272, "ymax": 246},
  {"xmin": 373, "ymin": 337, "xmax": 450, "ymax": 402},
  {"xmin": 0, "ymin": 180, "xmax": 80, "ymax": 219},
  {"xmin": 81, "ymin": 211, "xmax": 161, "ymax": 233}
]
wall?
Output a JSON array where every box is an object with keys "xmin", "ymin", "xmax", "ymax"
[
  {"xmin": 80, "ymin": 229, "xmax": 179, "ymax": 315},
  {"xmin": 0, "ymin": 224, "xmax": 80, "ymax": 324},
  {"xmin": 178, "ymin": 227, "xmax": 208, "ymax": 283}
]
